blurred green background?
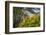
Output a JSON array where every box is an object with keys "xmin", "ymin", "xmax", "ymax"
[{"xmin": 13, "ymin": 7, "xmax": 40, "ymax": 28}]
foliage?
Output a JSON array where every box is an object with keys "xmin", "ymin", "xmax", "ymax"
[
  {"xmin": 13, "ymin": 7, "xmax": 23, "ymax": 27},
  {"xmin": 18, "ymin": 14, "xmax": 40, "ymax": 27}
]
